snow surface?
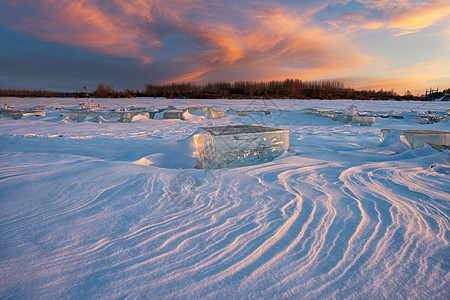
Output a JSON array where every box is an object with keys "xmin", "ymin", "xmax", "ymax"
[{"xmin": 1, "ymin": 98, "xmax": 449, "ymax": 299}]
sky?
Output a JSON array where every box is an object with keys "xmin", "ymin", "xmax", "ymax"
[{"xmin": 0, "ymin": 0, "xmax": 449, "ymax": 95}]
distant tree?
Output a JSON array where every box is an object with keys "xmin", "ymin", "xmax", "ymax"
[{"xmin": 94, "ymin": 83, "xmax": 115, "ymax": 98}]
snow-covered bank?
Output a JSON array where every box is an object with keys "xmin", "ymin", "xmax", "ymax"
[{"xmin": 1, "ymin": 98, "xmax": 449, "ymax": 298}]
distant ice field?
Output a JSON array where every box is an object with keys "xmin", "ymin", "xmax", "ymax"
[{"xmin": 1, "ymin": 98, "xmax": 449, "ymax": 299}]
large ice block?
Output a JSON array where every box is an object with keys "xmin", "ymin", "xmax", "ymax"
[
  {"xmin": 348, "ymin": 115, "xmax": 375, "ymax": 126},
  {"xmin": 194, "ymin": 125, "xmax": 289, "ymax": 169},
  {"xmin": 163, "ymin": 110, "xmax": 188, "ymax": 120},
  {"xmin": 210, "ymin": 109, "xmax": 225, "ymax": 119},
  {"xmin": 380, "ymin": 129, "xmax": 450, "ymax": 150},
  {"xmin": 66, "ymin": 110, "xmax": 102, "ymax": 122},
  {"xmin": 186, "ymin": 107, "xmax": 225, "ymax": 119},
  {"xmin": 107, "ymin": 111, "xmax": 152, "ymax": 122},
  {"xmin": 319, "ymin": 113, "xmax": 375, "ymax": 126},
  {"xmin": 403, "ymin": 130, "xmax": 450, "ymax": 150},
  {"xmin": 0, "ymin": 106, "xmax": 46, "ymax": 119},
  {"xmin": 317, "ymin": 105, "xmax": 375, "ymax": 126}
]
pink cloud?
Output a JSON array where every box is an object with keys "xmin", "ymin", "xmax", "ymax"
[
  {"xmin": 390, "ymin": 0, "xmax": 450, "ymax": 35},
  {"xmin": 6, "ymin": 1, "xmax": 149, "ymax": 63},
  {"xmin": 328, "ymin": 0, "xmax": 450, "ymax": 36},
  {"xmin": 163, "ymin": 5, "xmax": 367, "ymax": 82}
]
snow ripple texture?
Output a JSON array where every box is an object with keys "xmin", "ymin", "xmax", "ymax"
[{"xmin": 1, "ymin": 99, "xmax": 449, "ymax": 299}]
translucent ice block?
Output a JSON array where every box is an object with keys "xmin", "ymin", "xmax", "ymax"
[
  {"xmin": 107, "ymin": 111, "xmax": 151, "ymax": 122},
  {"xmin": 209, "ymin": 110, "xmax": 225, "ymax": 119},
  {"xmin": 66, "ymin": 111, "xmax": 102, "ymax": 122},
  {"xmin": 343, "ymin": 105, "xmax": 357, "ymax": 115},
  {"xmin": 0, "ymin": 108, "xmax": 46, "ymax": 119},
  {"xmin": 186, "ymin": 107, "xmax": 225, "ymax": 119},
  {"xmin": 403, "ymin": 130, "xmax": 450, "ymax": 150},
  {"xmin": 163, "ymin": 110, "xmax": 188, "ymax": 120},
  {"xmin": 319, "ymin": 113, "xmax": 375, "ymax": 126},
  {"xmin": 194, "ymin": 125, "xmax": 289, "ymax": 169},
  {"xmin": 380, "ymin": 129, "xmax": 450, "ymax": 150},
  {"xmin": 349, "ymin": 115, "xmax": 375, "ymax": 126}
]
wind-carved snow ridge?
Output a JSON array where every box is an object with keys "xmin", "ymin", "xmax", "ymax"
[{"xmin": 0, "ymin": 98, "xmax": 449, "ymax": 299}]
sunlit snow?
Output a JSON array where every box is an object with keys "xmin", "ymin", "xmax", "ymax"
[{"xmin": 1, "ymin": 98, "xmax": 449, "ymax": 298}]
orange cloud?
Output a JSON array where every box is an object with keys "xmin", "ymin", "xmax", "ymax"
[
  {"xmin": 6, "ymin": 0, "xmax": 158, "ymax": 63},
  {"xmin": 390, "ymin": 0, "xmax": 450, "ymax": 35},
  {"xmin": 167, "ymin": 5, "xmax": 367, "ymax": 82},
  {"xmin": 3, "ymin": 0, "xmax": 204, "ymax": 64},
  {"xmin": 327, "ymin": 13, "xmax": 384, "ymax": 31},
  {"xmin": 163, "ymin": 69, "xmax": 211, "ymax": 84},
  {"xmin": 326, "ymin": 0, "xmax": 450, "ymax": 36}
]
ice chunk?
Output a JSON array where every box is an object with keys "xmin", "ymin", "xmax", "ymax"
[
  {"xmin": 186, "ymin": 107, "xmax": 225, "ymax": 119},
  {"xmin": 163, "ymin": 110, "xmax": 188, "ymax": 120},
  {"xmin": 236, "ymin": 111, "xmax": 249, "ymax": 116},
  {"xmin": 349, "ymin": 115, "xmax": 375, "ymax": 126},
  {"xmin": 343, "ymin": 105, "xmax": 357, "ymax": 116},
  {"xmin": 128, "ymin": 106, "xmax": 146, "ymax": 111},
  {"xmin": 194, "ymin": 125, "xmax": 289, "ymax": 169},
  {"xmin": 107, "ymin": 111, "xmax": 151, "ymax": 122},
  {"xmin": 403, "ymin": 130, "xmax": 450, "ymax": 150},
  {"xmin": 66, "ymin": 111, "xmax": 102, "ymax": 122},
  {"xmin": 415, "ymin": 115, "xmax": 447, "ymax": 124},
  {"xmin": 0, "ymin": 105, "xmax": 46, "ymax": 119},
  {"xmin": 22, "ymin": 111, "xmax": 46, "ymax": 117},
  {"xmin": 0, "ymin": 110, "xmax": 24, "ymax": 119},
  {"xmin": 209, "ymin": 109, "xmax": 225, "ymax": 119},
  {"xmin": 122, "ymin": 112, "xmax": 150, "ymax": 122},
  {"xmin": 186, "ymin": 107, "xmax": 210, "ymax": 113},
  {"xmin": 380, "ymin": 129, "xmax": 450, "ymax": 150},
  {"xmin": 320, "ymin": 113, "xmax": 375, "ymax": 126}
]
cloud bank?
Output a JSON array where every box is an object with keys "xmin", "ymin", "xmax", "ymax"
[{"xmin": 0, "ymin": 0, "xmax": 449, "ymax": 92}]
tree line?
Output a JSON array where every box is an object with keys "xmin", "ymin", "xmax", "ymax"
[
  {"xmin": 2, "ymin": 79, "xmax": 447, "ymax": 100},
  {"xmin": 143, "ymin": 79, "xmax": 405, "ymax": 100},
  {"xmin": 0, "ymin": 84, "xmax": 137, "ymax": 99}
]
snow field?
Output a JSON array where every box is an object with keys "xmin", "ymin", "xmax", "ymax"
[{"xmin": 1, "ymin": 98, "xmax": 449, "ymax": 298}]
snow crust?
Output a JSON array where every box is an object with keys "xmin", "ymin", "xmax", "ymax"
[{"xmin": 1, "ymin": 98, "xmax": 449, "ymax": 298}]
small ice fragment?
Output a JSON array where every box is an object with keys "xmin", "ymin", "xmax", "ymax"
[
  {"xmin": 236, "ymin": 111, "xmax": 249, "ymax": 116},
  {"xmin": 343, "ymin": 105, "xmax": 357, "ymax": 116},
  {"xmin": 133, "ymin": 157, "xmax": 154, "ymax": 166}
]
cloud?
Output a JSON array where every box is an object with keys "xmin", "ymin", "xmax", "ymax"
[
  {"xmin": 166, "ymin": 5, "xmax": 367, "ymax": 82},
  {"xmin": 1, "ymin": 0, "xmax": 157, "ymax": 63},
  {"xmin": 324, "ymin": 0, "xmax": 450, "ymax": 36},
  {"xmin": 162, "ymin": 69, "xmax": 210, "ymax": 84},
  {"xmin": 390, "ymin": 0, "xmax": 450, "ymax": 35}
]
